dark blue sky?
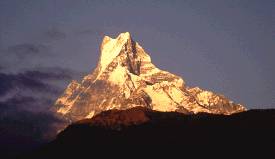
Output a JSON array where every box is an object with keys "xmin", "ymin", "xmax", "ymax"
[{"xmin": 0, "ymin": 0, "xmax": 274, "ymax": 109}]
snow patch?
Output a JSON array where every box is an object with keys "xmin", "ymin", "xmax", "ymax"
[
  {"xmin": 144, "ymin": 85, "xmax": 177, "ymax": 112},
  {"xmin": 85, "ymin": 111, "xmax": 95, "ymax": 118},
  {"xmin": 108, "ymin": 64, "xmax": 127, "ymax": 85}
]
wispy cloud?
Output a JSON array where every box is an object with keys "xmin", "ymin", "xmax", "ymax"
[
  {"xmin": 0, "ymin": 66, "xmax": 81, "ymax": 108},
  {"xmin": 0, "ymin": 67, "xmax": 71, "ymax": 149},
  {"xmin": 0, "ymin": 71, "xmax": 62, "ymax": 97},
  {"xmin": 44, "ymin": 28, "xmax": 67, "ymax": 40},
  {"xmin": 5, "ymin": 43, "xmax": 50, "ymax": 58},
  {"xmin": 75, "ymin": 28, "xmax": 104, "ymax": 37},
  {"xmin": 0, "ymin": 27, "xmax": 81, "ymax": 151}
]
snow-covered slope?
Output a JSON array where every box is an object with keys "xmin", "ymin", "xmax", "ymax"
[{"xmin": 54, "ymin": 32, "xmax": 246, "ymax": 122}]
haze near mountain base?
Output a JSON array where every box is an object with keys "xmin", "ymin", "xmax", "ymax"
[{"xmin": 54, "ymin": 32, "xmax": 246, "ymax": 122}]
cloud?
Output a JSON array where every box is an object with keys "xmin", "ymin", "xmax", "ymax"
[
  {"xmin": 0, "ymin": 27, "xmax": 82, "ymax": 152},
  {"xmin": 0, "ymin": 72, "xmax": 59, "ymax": 97},
  {"xmin": 44, "ymin": 28, "xmax": 66, "ymax": 40},
  {"xmin": 0, "ymin": 107, "xmax": 66, "ymax": 155},
  {"xmin": 76, "ymin": 28, "xmax": 104, "ymax": 37},
  {"xmin": 0, "ymin": 67, "xmax": 72, "ymax": 154},
  {"xmin": 22, "ymin": 69, "xmax": 71, "ymax": 81},
  {"xmin": 0, "ymin": 65, "xmax": 4, "ymax": 71},
  {"xmin": 33, "ymin": 66, "xmax": 84, "ymax": 80},
  {"xmin": 1, "ymin": 95, "xmax": 57, "ymax": 115},
  {"xmin": 0, "ymin": 65, "xmax": 85, "ymax": 112},
  {"xmin": 5, "ymin": 43, "xmax": 50, "ymax": 58},
  {"xmin": 0, "ymin": 42, "xmax": 54, "ymax": 73},
  {"xmin": 0, "ymin": 28, "xmax": 75, "ymax": 154},
  {"xmin": 0, "ymin": 66, "xmax": 82, "ymax": 103}
]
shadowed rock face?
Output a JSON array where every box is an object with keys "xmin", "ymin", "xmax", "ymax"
[
  {"xmin": 77, "ymin": 107, "xmax": 151, "ymax": 129},
  {"xmin": 24, "ymin": 107, "xmax": 275, "ymax": 159},
  {"xmin": 54, "ymin": 32, "xmax": 246, "ymax": 122}
]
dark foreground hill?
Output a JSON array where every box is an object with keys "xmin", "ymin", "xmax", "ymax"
[{"xmin": 21, "ymin": 107, "xmax": 275, "ymax": 158}]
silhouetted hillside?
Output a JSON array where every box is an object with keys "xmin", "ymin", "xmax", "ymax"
[{"xmin": 22, "ymin": 107, "xmax": 275, "ymax": 158}]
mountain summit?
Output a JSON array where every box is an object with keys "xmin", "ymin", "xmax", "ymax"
[{"xmin": 54, "ymin": 32, "xmax": 246, "ymax": 122}]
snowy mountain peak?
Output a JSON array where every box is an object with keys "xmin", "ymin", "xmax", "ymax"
[
  {"xmin": 100, "ymin": 32, "xmax": 132, "ymax": 52},
  {"xmin": 54, "ymin": 32, "xmax": 246, "ymax": 121},
  {"xmin": 117, "ymin": 32, "xmax": 131, "ymax": 40},
  {"xmin": 97, "ymin": 32, "xmax": 136, "ymax": 78}
]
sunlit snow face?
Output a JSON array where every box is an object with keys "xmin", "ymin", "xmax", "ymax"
[
  {"xmin": 99, "ymin": 32, "xmax": 132, "ymax": 76},
  {"xmin": 54, "ymin": 32, "xmax": 245, "ymax": 121}
]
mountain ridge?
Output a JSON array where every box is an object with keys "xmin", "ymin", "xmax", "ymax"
[{"xmin": 22, "ymin": 107, "xmax": 275, "ymax": 159}]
